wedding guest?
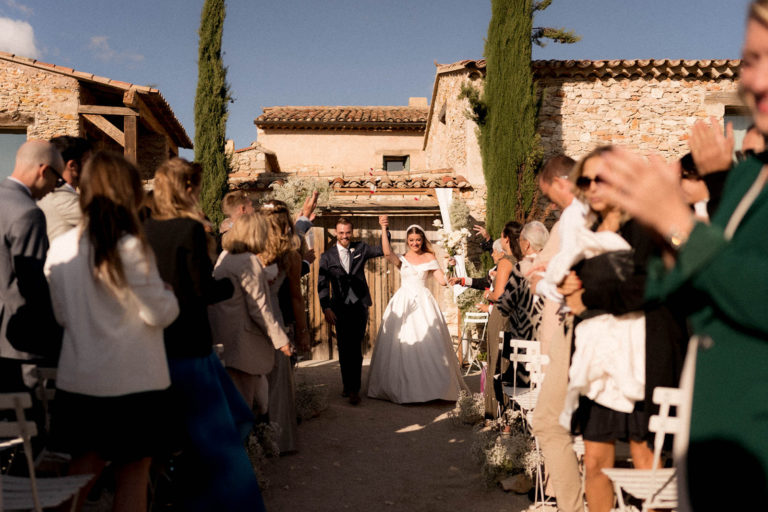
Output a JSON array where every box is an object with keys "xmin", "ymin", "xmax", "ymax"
[
  {"xmin": 144, "ymin": 157, "xmax": 265, "ymax": 511},
  {"xmin": 260, "ymin": 199, "xmax": 308, "ymax": 453},
  {"xmin": 45, "ymin": 151, "xmax": 178, "ymax": 512},
  {"xmin": 219, "ymin": 190, "xmax": 254, "ymax": 234},
  {"xmin": 560, "ymin": 147, "xmax": 687, "ymax": 512},
  {"xmin": 596, "ymin": 6, "xmax": 768, "ymax": 504},
  {"xmin": 210, "ymin": 213, "xmax": 291, "ymax": 415}
]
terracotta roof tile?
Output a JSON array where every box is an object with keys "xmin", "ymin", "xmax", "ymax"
[
  {"xmin": 233, "ymin": 170, "xmax": 469, "ymax": 193},
  {"xmin": 0, "ymin": 51, "xmax": 192, "ymax": 148},
  {"xmin": 435, "ymin": 58, "xmax": 741, "ymax": 80},
  {"xmin": 255, "ymin": 106, "xmax": 429, "ymax": 131}
]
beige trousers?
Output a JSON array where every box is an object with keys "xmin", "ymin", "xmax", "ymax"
[
  {"xmin": 530, "ymin": 300, "xmax": 585, "ymax": 512},
  {"xmin": 226, "ymin": 367, "xmax": 269, "ymax": 415}
]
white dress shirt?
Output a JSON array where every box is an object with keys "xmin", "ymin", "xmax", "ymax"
[{"xmin": 337, "ymin": 243, "xmax": 351, "ymax": 273}]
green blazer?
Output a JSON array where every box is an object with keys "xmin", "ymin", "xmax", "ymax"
[{"xmin": 646, "ymin": 156, "xmax": 768, "ymax": 502}]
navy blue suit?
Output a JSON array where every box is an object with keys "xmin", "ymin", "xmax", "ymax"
[{"xmin": 317, "ymin": 241, "xmax": 383, "ymax": 394}]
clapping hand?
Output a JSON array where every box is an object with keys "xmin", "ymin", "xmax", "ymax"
[{"xmin": 689, "ymin": 117, "xmax": 734, "ymax": 176}]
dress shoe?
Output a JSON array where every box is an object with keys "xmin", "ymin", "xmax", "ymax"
[{"xmin": 348, "ymin": 392, "xmax": 361, "ymax": 405}]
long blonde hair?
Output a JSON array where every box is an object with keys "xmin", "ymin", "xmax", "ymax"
[
  {"xmin": 222, "ymin": 213, "xmax": 268, "ymax": 255},
  {"xmin": 751, "ymin": 0, "xmax": 768, "ymax": 26},
  {"xmin": 79, "ymin": 151, "xmax": 148, "ymax": 290},
  {"xmin": 260, "ymin": 199, "xmax": 299, "ymax": 264},
  {"xmin": 150, "ymin": 157, "xmax": 206, "ymax": 222}
]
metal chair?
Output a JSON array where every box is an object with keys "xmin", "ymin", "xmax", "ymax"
[
  {"xmin": 458, "ymin": 311, "xmax": 489, "ymax": 375},
  {"xmin": 0, "ymin": 392, "xmax": 92, "ymax": 512},
  {"xmin": 601, "ymin": 386, "xmax": 684, "ymax": 511}
]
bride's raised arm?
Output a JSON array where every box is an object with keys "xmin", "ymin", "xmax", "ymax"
[{"xmin": 379, "ymin": 215, "xmax": 401, "ymax": 268}]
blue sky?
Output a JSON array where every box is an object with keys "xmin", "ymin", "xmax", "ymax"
[{"xmin": 0, "ymin": 0, "xmax": 754, "ymax": 159}]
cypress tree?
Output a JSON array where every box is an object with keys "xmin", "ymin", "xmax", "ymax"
[
  {"xmin": 480, "ymin": 0, "xmax": 578, "ymax": 237},
  {"xmin": 194, "ymin": 0, "xmax": 230, "ymax": 226}
]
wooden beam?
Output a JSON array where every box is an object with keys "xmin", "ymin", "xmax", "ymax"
[
  {"xmin": 82, "ymin": 114, "xmax": 124, "ymax": 147},
  {"xmin": 78, "ymin": 105, "xmax": 138, "ymax": 116},
  {"xmin": 130, "ymin": 94, "xmax": 177, "ymax": 152},
  {"xmin": 124, "ymin": 115, "xmax": 138, "ymax": 164},
  {"xmin": 123, "ymin": 88, "xmax": 138, "ymax": 108}
]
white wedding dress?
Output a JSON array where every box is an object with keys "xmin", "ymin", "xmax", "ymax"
[{"xmin": 367, "ymin": 255, "xmax": 468, "ymax": 404}]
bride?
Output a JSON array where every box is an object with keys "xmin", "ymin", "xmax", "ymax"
[{"xmin": 367, "ymin": 215, "xmax": 468, "ymax": 404}]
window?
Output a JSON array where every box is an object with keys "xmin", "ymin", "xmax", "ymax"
[
  {"xmin": 383, "ymin": 155, "xmax": 409, "ymax": 172},
  {"xmin": 0, "ymin": 130, "xmax": 27, "ymax": 180}
]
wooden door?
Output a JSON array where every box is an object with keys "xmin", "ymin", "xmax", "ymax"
[{"xmin": 306, "ymin": 213, "xmax": 442, "ymax": 359}]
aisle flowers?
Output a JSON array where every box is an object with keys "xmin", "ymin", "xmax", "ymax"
[{"xmin": 433, "ymin": 219, "xmax": 470, "ymax": 276}]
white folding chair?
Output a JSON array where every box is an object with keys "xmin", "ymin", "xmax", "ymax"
[
  {"xmin": 499, "ymin": 334, "xmax": 551, "ymax": 508},
  {"xmin": 602, "ymin": 386, "xmax": 684, "ymax": 511},
  {"xmin": 458, "ymin": 312, "xmax": 488, "ymax": 375},
  {"xmin": 0, "ymin": 393, "xmax": 92, "ymax": 512}
]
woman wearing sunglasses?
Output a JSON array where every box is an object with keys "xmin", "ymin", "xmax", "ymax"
[{"xmin": 555, "ymin": 146, "xmax": 687, "ymax": 512}]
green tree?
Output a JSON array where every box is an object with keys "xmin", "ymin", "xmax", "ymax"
[
  {"xmin": 194, "ymin": 0, "xmax": 230, "ymax": 226},
  {"xmin": 478, "ymin": 0, "xmax": 578, "ymax": 238}
]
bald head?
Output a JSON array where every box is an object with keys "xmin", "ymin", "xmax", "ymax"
[{"xmin": 12, "ymin": 140, "xmax": 64, "ymax": 199}]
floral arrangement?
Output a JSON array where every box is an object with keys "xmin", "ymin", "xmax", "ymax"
[
  {"xmin": 449, "ymin": 390, "xmax": 486, "ymax": 426},
  {"xmin": 295, "ymin": 382, "xmax": 329, "ymax": 421},
  {"xmin": 433, "ymin": 219, "xmax": 471, "ymax": 257}
]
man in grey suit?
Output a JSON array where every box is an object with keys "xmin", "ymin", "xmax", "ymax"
[
  {"xmin": 0, "ymin": 140, "xmax": 64, "ymax": 390},
  {"xmin": 38, "ymin": 136, "xmax": 92, "ymax": 241}
]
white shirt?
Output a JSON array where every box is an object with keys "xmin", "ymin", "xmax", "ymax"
[
  {"xmin": 337, "ymin": 243, "xmax": 351, "ymax": 273},
  {"xmin": 45, "ymin": 229, "xmax": 179, "ymax": 396}
]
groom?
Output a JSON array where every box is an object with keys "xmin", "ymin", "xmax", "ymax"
[{"xmin": 317, "ymin": 217, "xmax": 385, "ymax": 405}]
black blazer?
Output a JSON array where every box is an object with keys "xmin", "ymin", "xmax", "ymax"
[
  {"xmin": 144, "ymin": 217, "xmax": 233, "ymax": 358},
  {"xmin": 317, "ymin": 241, "xmax": 383, "ymax": 310}
]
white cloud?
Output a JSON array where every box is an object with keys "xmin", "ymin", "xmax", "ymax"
[
  {"xmin": 88, "ymin": 35, "xmax": 144, "ymax": 64},
  {"xmin": 3, "ymin": 0, "xmax": 33, "ymax": 16},
  {"xmin": 0, "ymin": 17, "xmax": 39, "ymax": 58}
]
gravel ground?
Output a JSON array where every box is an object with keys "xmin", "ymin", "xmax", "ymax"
[{"xmin": 260, "ymin": 359, "xmax": 532, "ymax": 512}]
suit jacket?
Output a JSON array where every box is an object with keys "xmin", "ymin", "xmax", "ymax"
[
  {"xmin": 0, "ymin": 179, "xmax": 61, "ymax": 360},
  {"xmin": 144, "ymin": 216, "xmax": 234, "ymax": 358},
  {"xmin": 37, "ymin": 184, "xmax": 81, "ymax": 241},
  {"xmin": 317, "ymin": 241, "xmax": 383, "ymax": 310},
  {"xmin": 209, "ymin": 251, "xmax": 290, "ymax": 376}
]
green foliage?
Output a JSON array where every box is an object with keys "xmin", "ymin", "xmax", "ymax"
[
  {"xmin": 480, "ymin": 0, "xmax": 577, "ymax": 235},
  {"xmin": 449, "ymin": 198, "xmax": 472, "ymax": 230},
  {"xmin": 459, "ymin": 83, "xmax": 487, "ymax": 126},
  {"xmin": 532, "ymin": 26, "xmax": 581, "ymax": 46},
  {"xmin": 267, "ymin": 175, "xmax": 331, "ymax": 216},
  {"xmin": 194, "ymin": 0, "xmax": 230, "ymax": 226}
]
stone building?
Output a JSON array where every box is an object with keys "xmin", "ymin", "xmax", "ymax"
[
  {"xmin": 423, "ymin": 57, "xmax": 744, "ymax": 221},
  {"xmin": 0, "ymin": 51, "xmax": 192, "ymax": 178}
]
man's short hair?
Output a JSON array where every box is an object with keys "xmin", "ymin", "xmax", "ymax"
[
  {"xmin": 538, "ymin": 155, "xmax": 576, "ymax": 184},
  {"xmin": 336, "ymin": 217, "xmax": 353, "ymax": 229},
  {"xmin": 222, "ymin": 190, "xmax": 252, "ymax": 215},
  {"xmin": 50, "ymin": 136, "xmax": 92, "ymax": 167}
]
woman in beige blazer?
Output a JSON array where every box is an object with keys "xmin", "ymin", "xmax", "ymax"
[{"xmin": 209, "ymin": 213, "xmax": 291, "ymax": 415}]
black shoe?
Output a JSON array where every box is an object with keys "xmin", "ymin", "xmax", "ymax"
[{"xmin": 348, "ymin": 393, "xmax": 361, "ymax": 405}]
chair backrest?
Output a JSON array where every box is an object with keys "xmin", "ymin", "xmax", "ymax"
[
  {"xmin": 500, "ymin": 333, "xmax": 547, "ymax": 393},
  {"xmin": 0, "ymin": 392, "xmax": 43, "ymax": 511},
  {"xmin": 463, "ymin": 312, "xmax": 489, "ymax": 324},
  {"xmin": 649, "ymin": 386, "xmax": 684, "ymax": 471}
]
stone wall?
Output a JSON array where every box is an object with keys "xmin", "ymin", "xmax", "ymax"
[
  {"xmin": 538, "ymin": 76, "xmax": 739, "ymax": 160},
  {"xmin": 0, "ymin": 60, "xmax": 80, "ymax": 138}
]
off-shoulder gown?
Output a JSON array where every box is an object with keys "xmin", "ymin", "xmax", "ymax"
[{"xmin": 367, "ymin": 256, "xmax": 467, "ymax": 404}]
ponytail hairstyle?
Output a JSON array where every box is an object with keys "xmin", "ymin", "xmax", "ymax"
[
  {"xmin": 78, "ymin": 151, "xmax": 148, "ymax": 290},
  {"xmin": 501, "ymin": 221, "xmax": 524, "ymax": 261}
]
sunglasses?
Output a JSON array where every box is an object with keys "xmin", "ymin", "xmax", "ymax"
[
  {"xmin": 575, "ymin": 175, "xmax": 605, "ymax": 190},
  {"xmin": 45, "ymin": 165, "xmax": 66, "ymax": 187}
]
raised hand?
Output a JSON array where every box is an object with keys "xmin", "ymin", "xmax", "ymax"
[
  {"xmin": 473, "ymin": 224, "xmax": 490, "ymax": 241},
  {"xmin": 297, "ymin": 190, "xmax": 319, "ymax": 221},
  {"xmin": 379, "ymin": 215, "xmax": 389, "ymax": 229},
  {"xmin": 689, "ymin": 117, "xmax": 734, "ymax": 175}
]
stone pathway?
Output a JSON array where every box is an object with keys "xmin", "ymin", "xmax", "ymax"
[{"xmin": 260, "ymin": 359, "xmax": 532, "ymax": 512}]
